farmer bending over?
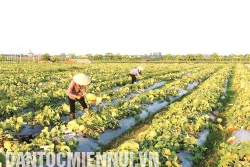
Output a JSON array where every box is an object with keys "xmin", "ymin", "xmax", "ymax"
[
  {"xmin": 130, "ymin": 66, "xmax": 144, "ymax": 84},
  {"xmin": 66, "ymin": 73, "xmax": 91, "ymax": 120}
]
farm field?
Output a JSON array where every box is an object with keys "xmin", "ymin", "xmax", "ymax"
[{"xmin": 0, "ymin": 62, "xmax": 250, "ymax": 166}]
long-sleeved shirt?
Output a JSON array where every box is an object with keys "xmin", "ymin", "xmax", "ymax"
[
  {"xmin": 66, "ymin": 80, "xmax": 86, "ymax": 100},
  {"xmin": 130, "ymin": 68, "xmax": 141, "ymax": 75}
]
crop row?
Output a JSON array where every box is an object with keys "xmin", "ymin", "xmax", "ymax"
[
  {"xmin": 98, "ymin": 65, "xmax": 207, "ymax": 103},
  {"xmin": 215, "ymin": 64, "xmax": 250, "ymax": 166},
  {"xmin": 105, "ymin": 66, "xmax": 230, "ymax": 166}
]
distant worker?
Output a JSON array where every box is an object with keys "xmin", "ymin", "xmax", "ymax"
[
  {"xmin": 130, "ymin": 66, "xmax": 144, "ymax": 84},
  {"xmin": 66, "ymin": 73, "xmax": 91, "ymax": 120}
]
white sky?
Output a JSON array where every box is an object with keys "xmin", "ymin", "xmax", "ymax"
[{"xmin": 0, "ymin": 0, "xmax": 249, "ymax": 55}]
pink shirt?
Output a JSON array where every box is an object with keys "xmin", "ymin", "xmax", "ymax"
[
  {"xmin": 66, "ymin": 80, "xmax": 86, "ymax": 100},
  {"xmin": 130, "ymin": 68, "xmax": 140, "ymax": 75}
]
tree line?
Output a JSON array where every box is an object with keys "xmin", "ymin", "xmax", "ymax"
[{"xmin": 1, "ymin": 52, "xmax": 250, "ymax": 62}]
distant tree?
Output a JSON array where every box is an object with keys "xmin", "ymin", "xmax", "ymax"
[
  {"xmin": 142, "ymin": 54, "xmax": 150, "ymax": 60},
  {"xmin": 123, "ymin": 54, "xmax": 130, "ymax": 61},
  {"xmin": 85, "ymin": 54, "xmax": 93, "ymax": 59},
  {"xmin": 229, "ymin": 54, "xmax": 235, "ymax": 62},
  {"xmin": 211, "ymin": 52, "xmax": 219, "ymax": 62},
  {"xmin": 158, "ymin": 52, "xmax": 163, "ymax": 60},
  {"xmin": 185, "ymin": 54, "xmax": 194, "ymax": 62},
  {"xmin": 0, "ymin": 54, "xmax": 6, "ymax": 61},
  {"xmin": 195, "ymin": 54, "xmax": 202, "ymax": 62},
  {"xmin": 92, "ymin": 54, "xmax": 102, "ymax": 60},
  {"xmin": 245, "ymin": 54, "xmax": 250, "ymax": 62},
  {"xmin": 131, "ymin": 55, "xmax": 139, "ymax": 61},
  {"xmin": 164, "ymin": 54, "xmax": 172, "ymax": 61},
  {"xmin": 50, "ymin": 55, "xmax": 59, "ymax": 62},
  {"xmin": 218, "ymin": 56, "xmax": 224, "ymax": 62},
  {"xmin": 105, "ymin": 53, "xmax": 114, "ymax": 60},
  {"xmin": 238, "ymin": 54, "xmax": 243, "ymax": 62},
  {"xmin": 114, "ymin": 53, "xmax": 122, "ymax": 60},
  {"xmin": 69, "ymin": 53, "xmax": 76, "ymax": 59},
  {"xmin": 77, "ymin": 55, "xmax": 84, "ymax": 59},
  {"xmin": 175, "ymin": 55, "xmax": 182, "ymax": 62},
  {"xmin": 41, "ymin": 53, "xmax": 50, "ymax": 61}
]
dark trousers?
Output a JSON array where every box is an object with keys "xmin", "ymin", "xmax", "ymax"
[
  {"xmin": 68, "ymin": 96, "xmax": 87, "ymax": 114},
  {"xmin": 130, "ymin": 74, "xmax": 136, "ymax": 84}
]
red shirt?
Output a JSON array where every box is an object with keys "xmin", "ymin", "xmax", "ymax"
[{"xmin": 66, "ymin": 80, "xmax": 86, "ymax": 100}]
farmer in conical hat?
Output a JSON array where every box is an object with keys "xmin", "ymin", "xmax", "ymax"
[
  {"xmin": 66, "ymin": 73, "xmax": 91, "ymax": 120},
  {"xmin": 129, "ymin": 66, "xmax": 144, "ymax": 84}
]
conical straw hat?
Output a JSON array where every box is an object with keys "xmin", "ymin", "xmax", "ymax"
[
  {"xmin": 137, "ymin": 66, "xmax": 144, "ymax": 71},
  {"xmin": 73, "ymin": 73, "xmax": 91, "ymax": 85}
]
